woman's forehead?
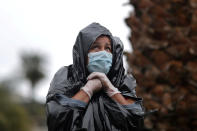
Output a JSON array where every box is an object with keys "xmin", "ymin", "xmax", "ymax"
[{"xmin": 93, "ymin": 35, "xmax": 111, "ymax": 44}]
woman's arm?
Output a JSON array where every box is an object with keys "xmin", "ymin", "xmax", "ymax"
[
  {"xmin": 72, "ymin": 82, "xmax": 135, "ymax": 105},
  {"xmin": 111, "ymin": 93, "xmax": 135, "ymax": 105},
  {"xmin": 87, "ymin": 72, "xmax": 136, "ymax": 105},
  {"xmin": 71, "ymin": 75, "xmax": 135, "ymax": 105},
  {"xmin": 72, "ymin": 90, "xmax": 90, "ymax": 103},
  {"xmin": 72, "ymin": 78, "xmax": 102, "ymax": 103},
  {"xmin": 46, "ymin": 67, "xmax": 89, "ymax": 131}
]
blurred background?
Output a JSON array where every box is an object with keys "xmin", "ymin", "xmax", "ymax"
[
  {"xmin": 1, "ymin": 0, "xmax": 197, "ymax": 131},
  {"xmin": 0, "ymin": 0, "xmax": 132, "ymax": 130}
]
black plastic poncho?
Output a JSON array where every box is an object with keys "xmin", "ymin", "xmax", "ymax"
[{"xmin": 46, "ymin": 23, "xmax": 144, "ymax": 131}]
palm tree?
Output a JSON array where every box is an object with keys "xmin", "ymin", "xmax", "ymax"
[
  {"xmin": 21, "ymin": 52, "xmax": 45, "ymax": 102},
  {"xmin": 125, "ymin": 0, "xmax": 197, "ymax": 130}
]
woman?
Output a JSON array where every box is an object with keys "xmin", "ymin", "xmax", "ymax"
[{"xmin": 46, "ymin": 23, "xmax": 144, "ymax": 131}]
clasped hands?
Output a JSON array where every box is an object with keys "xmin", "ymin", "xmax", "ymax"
[{"xmin": 81, "ymin": 72, "xmax": 120, "ymax": 98}]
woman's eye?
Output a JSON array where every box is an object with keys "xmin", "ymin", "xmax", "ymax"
[
  {"xmin": 90, "ymin": 46, "xmax": 98, "ymax": 50},
  {"xmin": 106, "ymin": 47, "xmax": 111, "ymax": 51}
]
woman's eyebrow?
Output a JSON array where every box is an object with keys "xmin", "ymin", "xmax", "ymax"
[
  {"xmin": 92, "ymin": 42, "xmax": 100, "ymax": 45},
  {"xmin": 106, "ymin": 43, "xmax": 111, "ymax": 46},
  {"xmin": 92, "ymin": 42, "xmax": 111, "ymax": 46}
]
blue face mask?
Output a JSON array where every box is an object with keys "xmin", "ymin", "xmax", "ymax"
[{"xmin": 87, "ymin": 51, "xmax": 112, "ymax": 74}]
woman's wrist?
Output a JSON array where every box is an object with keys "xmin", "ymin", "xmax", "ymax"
[
  {"xmin": 72, "ymin": 90, "xmax": 90, "ymax": 103},
  {"xmin": 81, "ymin": 86, "xmax": 93, "ymax": 99},
  {"xmin": 111, "ymin": 93, "xmax": 135, "ymax": 105},
  {"xmin": 105, "ymin": 85, "xmax": 121, "ymax": 97}
]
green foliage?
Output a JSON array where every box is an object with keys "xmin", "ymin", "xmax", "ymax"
[
  {"xmin": 0, "ymin": 85, "xmax": 31, "ymax": 131},
  {"xmin": 22, "ymin": 102, "xmax": 46, "ymax": 127}
]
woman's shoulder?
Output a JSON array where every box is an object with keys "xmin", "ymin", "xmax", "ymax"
[
  {"xmin": 54, "ymin": 66, "xmax": 69, "ymax": 77},
  {"xmin": 48, "ymin": 66, "xmax": 72, "ymax": 93},
  {"xmin": 50, "ymin": 66, "xmax": 71, "ymax": 86}
]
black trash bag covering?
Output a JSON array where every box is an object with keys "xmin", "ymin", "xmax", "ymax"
[{"xmin": 46, "ymin": 23, "xmax": 144, "ymax": 131}]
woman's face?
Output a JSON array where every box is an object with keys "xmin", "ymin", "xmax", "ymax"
[
  {"xmin": 86, "ymin": 35, "xmax": 112, "ymax": 65},
  {"xmin": 88, "ymin": 36, "xmax": 112, "ymax": 53}
]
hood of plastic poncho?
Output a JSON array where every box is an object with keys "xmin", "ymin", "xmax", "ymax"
[{"xmin": 70, "ymin": 22, "xmax": 125, "ymax": 87}]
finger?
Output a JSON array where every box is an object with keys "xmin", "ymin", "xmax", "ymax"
[
  {"xmin": 87, "ymin": 72, "xmax": 99, "ymax": 80},
  {"xmin": 87, "ymin": 72, "xmax": 102, "ymax": 80},
  {"xmin": 92, "ymin": 78, "xmax": 101, "ymax": 83}
]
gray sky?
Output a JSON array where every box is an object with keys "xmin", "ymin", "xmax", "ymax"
[{"xmin": 0, "ymin": 0, "xmax": 133, "ymax": 102}]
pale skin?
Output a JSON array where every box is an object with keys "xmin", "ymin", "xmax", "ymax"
[{"xmin": 72, "ymin": 36, "xmax": 135, "ymax": 105}]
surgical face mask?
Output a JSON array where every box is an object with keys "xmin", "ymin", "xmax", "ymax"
[{"xmin": 87, "ymin": 51, "xmax": 112, "ymax": 74}]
